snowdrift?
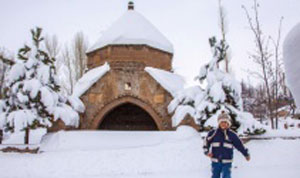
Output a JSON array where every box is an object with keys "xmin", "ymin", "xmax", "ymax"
[
  {"xmin": 2, "ymin": 127, "xmax": 300, "ymax": 178},
  {"xmin": 40, "ymin": 126, "xmax": 199, "ymax": 152}
]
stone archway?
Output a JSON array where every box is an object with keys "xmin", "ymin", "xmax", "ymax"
[
  {"xmin": 98, "ymin": 103, "xmax": 158, "ymax": 130},
  {"xmin": 91, "ymin": 96, "xmax": 164, "ymax": 130}
]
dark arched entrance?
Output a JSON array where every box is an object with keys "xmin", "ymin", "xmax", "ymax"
[{"xmin": 98, "ymin": 103, "xmax": 159, "ymax": 130}]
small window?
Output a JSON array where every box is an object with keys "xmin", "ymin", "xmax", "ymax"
[{"xmin": 125, "ymin": 82, "xmax": 131, "ymax": 90}]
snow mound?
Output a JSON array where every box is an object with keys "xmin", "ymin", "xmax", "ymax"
[
  {"xmin": 39, "ymin": 130, "xmax": 198, "ymax": 152},
  {"xmin": 87, "ymin": 10, "xmax": 173, "ymax": 54},
  {"xmin": 72, "ymin": 62, "xmax": 110, "ymax": 97},
  {"xmin": 283, "ymin": 22, "xmax": 300, "ymax": 108},
  {"xmin": 145, "ymin": 67, "xmax": 185, "ymax": 97},
  {"xmin": 175, "ymin": 125, "xmax": 199, "ymax": 138}
]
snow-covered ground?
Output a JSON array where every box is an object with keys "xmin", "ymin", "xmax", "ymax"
[{"xmin": 0, "ymin": 126, "xmax": 300, "ymax": 178}]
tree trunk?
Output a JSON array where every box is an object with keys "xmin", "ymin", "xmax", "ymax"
[
  {"xmin": 24, "ymin": 128, "xmax": 30, "ymax": 144},
  {"xmin": 0, "ymin": 129, "xmax": 3, "ymax": 144},
  {"xmin": 270, "ymin": 117, "xmax": 274, "ymax": 129}
]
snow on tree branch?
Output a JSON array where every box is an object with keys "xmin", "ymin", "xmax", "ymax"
[
  {"xmin": 0, "ymin": 28, "xmax": 84, "ymax": 143},
  {"xmin": 169, "ymin": 37, "xmax": 265, "ymax": 135}
]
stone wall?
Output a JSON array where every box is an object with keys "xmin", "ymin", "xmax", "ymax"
[
  {"xmin": 87, "ymin": 45, "xmax": 173, "ymax": 71},
  {"xmin": 79, "ymin": 63, "xmax": 174, "ymax": 130}
]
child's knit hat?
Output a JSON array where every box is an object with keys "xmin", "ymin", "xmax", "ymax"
[{"xmin": 218, "ymin": 111, "xmax": 232, "ymax": 127}]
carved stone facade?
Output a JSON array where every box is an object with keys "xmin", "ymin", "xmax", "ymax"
[
  {"xmin": 87, "ymin": 45, "xmax": 173, "ymax": 71},
  {"xmin": 80, "ymin": 46, "xmax": 174, "ymax": 130}
]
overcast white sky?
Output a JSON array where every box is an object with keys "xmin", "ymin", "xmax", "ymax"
[{"xmin": 1, "ymin": 0, "xmax": 300, "ymax": 86}]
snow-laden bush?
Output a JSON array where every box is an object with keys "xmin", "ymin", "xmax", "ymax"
[
  {"xmin": 169, "ymin": 37, "xmax": 265, "ymax": 135},
  {"xmin": 0, "ymin": 28, "xmax": 84, "ymax": 143}
]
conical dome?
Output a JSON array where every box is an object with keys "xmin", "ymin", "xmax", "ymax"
[{"xmin": 87, "ymin": 7, "xmax": 173, "ymax": 54}]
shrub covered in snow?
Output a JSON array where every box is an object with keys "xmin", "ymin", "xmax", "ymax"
[
  {"xmin": 0, "ymin": 28, "xmax": 84, "ymax": 143},
  {"xmin": 169, "ymin": 37, "xmax": 265, "ymax": 135}
]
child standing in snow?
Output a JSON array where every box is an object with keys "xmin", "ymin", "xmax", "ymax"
[{"xmin": 203, "ymin": 112, "xmax": 250, "ymax": 178}]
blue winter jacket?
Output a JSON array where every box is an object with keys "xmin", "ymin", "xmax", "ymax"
[{"xmin": 203, "ymin": 128, "xmax": 249, "ymax": 163}]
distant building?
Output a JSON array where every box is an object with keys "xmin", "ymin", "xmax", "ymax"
[{"xmin": 50, "ymin": 2, "xmax": 197, "ymax": 131}]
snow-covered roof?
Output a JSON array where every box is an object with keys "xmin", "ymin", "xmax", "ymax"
[
  {"xmin": 145, "ymin": 67, "xmax": 185, "ymax": 97},
  {"xmin": 87, "ymin": 9, "xmax": 173, "ymax": 54},
  {"xmin": 283, "ymin": 22, "xmax": 300, "ymax": 108},
  {"xmin": 72, "ymin": 63, "xmax": 110, "ymax": 98}
]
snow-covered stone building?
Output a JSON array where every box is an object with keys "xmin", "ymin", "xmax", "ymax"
[{"xmin": 62, "ymin": 2, "xmax": 195, "ymax": 131}]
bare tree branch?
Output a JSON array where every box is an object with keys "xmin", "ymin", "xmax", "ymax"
[
  {"xmin": 242, "ymin": 0, "xmax": 283, "ymax": 129},
  {"xmin": 72, "ymin": 32, "xmax": 88, "ymax": 81},
  {"xmin": 218, "ymin": 0, "xmax": 231, "ymax": 73},
  {"xmin": 61, "ymin": 45, "xmax": 75, "ymax": 95},
  {"xmin": 44, "ymin": 34, "xmax": 60, "ymax": 60}
]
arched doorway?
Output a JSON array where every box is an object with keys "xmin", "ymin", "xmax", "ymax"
[{"xmin": 98, "ymin": 102, "xmax": 159, "ymax": 130}]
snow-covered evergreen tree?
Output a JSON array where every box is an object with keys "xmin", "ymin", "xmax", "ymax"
[
  {"xmin": 0, "ymin": 28, "xmax": 84, "ymax": 144},
  {"xmin": 169, "ymin": 37, "xmax": 265, "ymax": 135}
]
